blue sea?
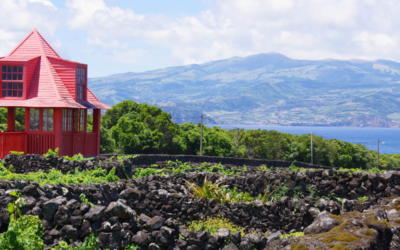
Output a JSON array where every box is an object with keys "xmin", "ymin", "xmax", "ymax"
[{"xmin": 211, "ymin": 125, "xmax": 400, "ymax": 155}]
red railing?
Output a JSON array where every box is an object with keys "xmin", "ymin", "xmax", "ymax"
[
  {"xmin": 27, "ymin": 133, "xmax": 55, "ymax": 155},
  {"xmin": 0, "ymin": 131, "xmax": 97, "ymax": 158},
  {"xmin": 0, "ymin": 131, "xmax": 26, "ymax": 158},
  {"xmin": 85, "ymin": 133, "xmax": 97, "ymax": 157}
]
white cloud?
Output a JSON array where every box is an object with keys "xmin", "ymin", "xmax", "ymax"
[
  {"xmin": 0, "ymin": 0, "xmax": 59, "ymax": 56},
  {"xmin": 63, "ymin": 0, "xmax": 400, "ymax": 66}
]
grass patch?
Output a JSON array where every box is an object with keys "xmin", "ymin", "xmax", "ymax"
[
  {"xmin": 187, "ymin": 216, "xmax": 246, "ymax": 236},
  {"xmin": 280, "ymin": 232, "xmax": 304, "ymax": 239},
  {"xmin": 289, "ymin": 243, "xmax": 308, "ymax": 250},
  {"xmin": 321, "ymin": 234, "xmax": 359, "ymax": 244}
]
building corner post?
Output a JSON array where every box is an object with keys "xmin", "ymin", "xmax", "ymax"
[
  {"xmin": 93, "ymin": 109, "xmax": 101, "ymax": 156},
  {"xmin": 7, "ymin": 107, "xmax": 16, "ymax": 132}
]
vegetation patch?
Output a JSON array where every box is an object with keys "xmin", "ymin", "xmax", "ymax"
[
  {"xmin": 289, "ymin": 242, "xmax": 309, "ymax": 250},
  {"xmin": 0, "ymin": 162, "xmax": 119, "ymax": 185},
  {"xmin": 280, "ymin": 232, "xmax": 304, "ymax": 239},
  {"xmin": 321, "ymin": 234, "xmax": 359, "ymax": 244},
  {"xmin": 187, "ymin": 216, "xmax": 246, "ymax": 236}
]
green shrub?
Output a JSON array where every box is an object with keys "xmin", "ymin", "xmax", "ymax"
[
  {"xmin": 0, "ymin": 214, "xmax": 44, "ymax": 250},
  {"xmin": 51, "ymin": 233, "xmax": 98, "ymax": 250},
  {"xmin": 134, "ymin": 167, "xmax": 164, "ymax": 178},
  {"xmin": 79, "ymin": 193, "xmax": 95, "ymax": 207},
  {"xmin": 0, "ymin": 162, "xmax": 119, "ymax": 185},
  {"xmin": 10, "ymin": 151, "xmax": 24, "ymax": 155},
  {"xmin": 280, "ymin": 232, "xmax": 304, "ymax": 239},
  {"xmin": 51, "ymin": 233, "xmax": 138, "ymax": 250},
  {"xmin": 187, "ymin": 216, "xmax": 246, "ymax": 236},
  {"xmin": 63, "ymin": 153, "xmax": 93, "ymax": 162},
  {"xmin": 7, "ymin": 191, "xmax": 25, "ymax": 220},
  {"xmin": 43, "ymin": 148, "xmax": 59, "ymax": 158},
  {"xmin": 289, "ymin": 163, "xmax": 299, "ymax": 172}
]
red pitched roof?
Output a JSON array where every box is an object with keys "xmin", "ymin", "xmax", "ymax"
[
  {"xmin": 7, "ymin": 29, "xmax": 60, "ymax": 59},
  {"xmin": 0, "ymin": 29, "xmax": 111, "ymax": 109}
]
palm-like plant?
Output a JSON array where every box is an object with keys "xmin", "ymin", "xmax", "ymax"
[{"xmin": 185, "ymin": 177, "xmax": 225, "ymax": 200}]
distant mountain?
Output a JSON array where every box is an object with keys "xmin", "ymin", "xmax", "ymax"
[{"xmin": 89, "ymin": 53, "xmax": 400, "ymax": 127}]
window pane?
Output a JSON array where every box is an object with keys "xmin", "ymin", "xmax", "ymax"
[
  {"xmin": 18, "ymin": 74, "xmax": 22, "ymax": 80},
  {"xmin": 12, "ymin": 90, "xmax": 17, "ymax": 97},
  {"xmin": 7, "ymin": 74, "xmax": 12, "ymax": 80},
  {"xmin": 12, "ymin": 74, "xmax": 17, "ymax": 80},
  {"xmin": 1, "ymin": 66, "xmax": 6, "ymax": 72},
  {"xmin": 48, "ymin": 109, "xmax": 53, "ymax": 116},
  {"xmin": 43, "ymin": 123, "xmax": 47, "ymax": 131},
  {"xmin": 8, "ymin": 83, "xmax": 12, "ymax": 89},
  {"xmin": 18, "ymin": 66, "xmax": 23, "ymax": 73},
  {"xmin": 12, "ymin": 66, "xmax": 17, "ymax": 72},
  {"xmin": 48, "ymin": 124, "xmax": 53, "ymax": 131},
  {"xmin": 18, "ymin": 83, "xmax": 22, "ymax": 89},
  {"xmin": 18, "ymin": 91, "xmax": 22, "ymax": 97},
  {"xmin": 1, "ymin": 74, "xmax": 6, "ymax": 80},
  {"xmin": 12, "ymin": 83, "xmax": 17, "ymax": 89},
  {"xmin": 2, "ymin": 83, "xmax": 6, "ymax": 89},
  {"xmin": 43, "ymin": 109, "xmax": 47, "ymax": 116},
  {"xmin": 7, "ymin": 66, "xmax": 12, "ymax": 72},
  {"xmin": 35, "ymin": 115, "xmax": 40, "ymax": 123},
  {"xmin": 7, "ymin": 90, "xmax": 12, "ymax": 96},
  {"xmin": 2, "ymin": 90, "xmax": 6, "ymax": 97}
]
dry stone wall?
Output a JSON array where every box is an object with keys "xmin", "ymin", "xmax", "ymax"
[{"xmin": 1, "ymin": 155, "xmax": 400, "ymax": 249}]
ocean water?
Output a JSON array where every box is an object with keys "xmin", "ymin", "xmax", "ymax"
[{"xmin": 211, "ymin": 125, "xmax": 400, "ymax": 155}]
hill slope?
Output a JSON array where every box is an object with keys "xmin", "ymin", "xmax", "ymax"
[{"xmin": 89, "ymin": 53, "xmax": 400, "ymax": 127}]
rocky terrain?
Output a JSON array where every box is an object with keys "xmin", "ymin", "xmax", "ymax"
[{"xmin": 1, "ymin": 155, "xmax": 400, "ymax": 249}]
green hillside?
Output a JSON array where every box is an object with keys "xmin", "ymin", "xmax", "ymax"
[{"xmin": 89, "ymin": 53, "xmax": 400, "ymax": 127}]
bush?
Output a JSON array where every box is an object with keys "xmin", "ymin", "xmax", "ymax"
[
  {"xmin": 0, "ymin": 162, "xmax": 119, "ymax": 185},
  {"xmin": 0, "ymin": 215, "xmax": 44, "ymax": 250}
]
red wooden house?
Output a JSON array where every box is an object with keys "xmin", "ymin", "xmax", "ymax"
[{"xmin": 0, "ymin": 29, "xmax": 111, "ymax": 158}]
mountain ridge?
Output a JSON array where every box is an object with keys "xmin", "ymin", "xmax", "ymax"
[{"xmin": 88, "ymin": 53, "xmax": 400, "ymax": 127}]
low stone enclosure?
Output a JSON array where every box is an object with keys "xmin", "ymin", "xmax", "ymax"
[{"xmin": 1, "ymin": 154, "xmax": 400, "ymax": 249}]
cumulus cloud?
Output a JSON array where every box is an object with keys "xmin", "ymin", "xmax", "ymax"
[
  {"xmin": 3, "ymin": 0, "xmax": 400, "ymax": 71},
  {"xmin": 0, "ymin": 0, "xmax": 60, "ymax": 56},
  {"xmin": 63, "ymin": 0, "xmax": 400, "ymax": 66}
]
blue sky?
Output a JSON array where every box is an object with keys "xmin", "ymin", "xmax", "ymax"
[{"xmin": 1, "ymin": 0, "xmax": 400, "ymax": 77}]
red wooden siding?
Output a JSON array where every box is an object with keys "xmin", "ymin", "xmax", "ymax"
[
  {"xmin": 0, "ymin": 131, "xmax": 98, "ymax": 158},
  {"xmin": 62, "ymin": 133, "xmax": 73, "ymax": 157},
  {"xmin": 0, "ymin": 132, "xmax": 25, "ymax": 158},
  {"xmin": 85, "ymin": 133, "xmax": 98, "ymax": 157},
  {"xmin": 73, "ymin": 133, "xmax": 85, "ymax": 155},
  {"xmin": 27, "ymin": 133, "xmax": 55, "ymax": 155},
  {"xmin": 24, "ymin": 57, "xmax": 40, "ymax": 99},
  {"xmin": 48, "ymin": 57, "xmax": 78, "ymax": 100}
]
